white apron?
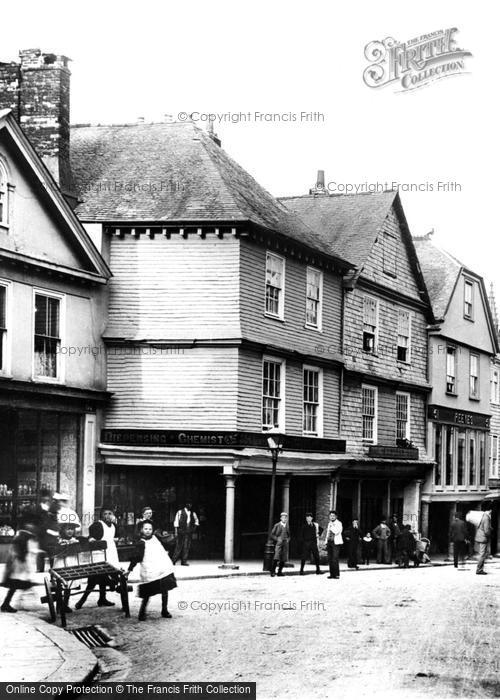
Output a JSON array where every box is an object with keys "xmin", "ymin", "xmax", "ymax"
[
  {"xmin": 140, "ymin": 535, "xmax": 174, "ymax": 583},
  {"xmin": 100, "ymin": 521, "xmax": 119, "ymax": 567}
]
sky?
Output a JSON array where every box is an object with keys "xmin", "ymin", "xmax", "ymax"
[{"xmin": 1, "ymin": 1, "xmax": 498, "ymax": 294}]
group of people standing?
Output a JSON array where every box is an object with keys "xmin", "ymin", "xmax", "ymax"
[{"xmin": 269, "ymin": 511, "xmax": 424, "ymax": 579}]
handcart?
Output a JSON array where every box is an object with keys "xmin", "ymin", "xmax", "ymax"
[{"xmin": 41, "ymin": 540, "xmax": 130, "ymax": 627}]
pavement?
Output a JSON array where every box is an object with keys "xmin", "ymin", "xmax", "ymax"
[{"xmin": 0, "ymin": 554, "xmax": 495, "ymax": 685}]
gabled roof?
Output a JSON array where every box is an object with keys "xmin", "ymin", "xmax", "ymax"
[
  {"xmin": 0, "ymin": 109, "xmax": 111, "ymax": 282},
  {"xmin": 412, "ymin": 235, "xmax": 463, "ymax": 320},
  {"xmin": 70, "ymin": 121, "xmax": 353, "ymax": 268},
  {"xmin": 279, "ymin": 190, "xmax": 396, "ymax": 269},
  {"xmin": 414, "ymin": 234, "xmax": 500, "ymax": 353}
]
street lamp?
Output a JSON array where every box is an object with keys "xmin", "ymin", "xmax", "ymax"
[{"xmin": 263, "ymin": 428, "xmax": 284, "ymax": 571}]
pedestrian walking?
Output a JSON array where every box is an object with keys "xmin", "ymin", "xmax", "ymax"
[
  {"xmin": 372, "ymin": 516, "xmax": 391, "ymax": 564},
  {"xmin": 34, "ymin": 488, "xmax": 59, "ymax": 572},
  {"xmin": 475, "ymin": 502, "xmax": 492, "ymax": 576},
  {"xmin": 344, "ymin": 518, "xmax": 361, "ymax": 569},
  {"xmin": 270, "ymin": 512, "xmax": 290, "ymax": 577},
  {"xmin": 324, "ymin": 510, "xmax": 343, "ymax": 579},
  {"xmin": 396, "ymin": 525, "xmax": 416, "ymax": 568},
  {"xmin": 75, "ymin": 507, "xmax": 119, "ymax": 610},
  {"xmin": 361, "ymin": 532, "xmax": 374, "ymax": 565},
  {"xmin": 299, "ymin": 513, "xmax": 321, "ymax": 575},
  {"xmin": 172, "ymin": 500, "xmax": 199, "ymax": 566},
  {"xmin": 1, "ymin": 514, "xmax": 40, "ymax": 613},
  {"xmin": 449, "ymin": 512, "xmax": 467, "ymax": 569},
  {"xmin": 127, "ymin": 520, "xmax": 177, "ymax": 621}
]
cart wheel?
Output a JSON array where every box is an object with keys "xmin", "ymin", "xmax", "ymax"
[{"xmin": 44, "ymin": 576, "xmax": 56, "ymax": 623}]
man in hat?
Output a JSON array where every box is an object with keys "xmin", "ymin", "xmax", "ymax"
[
  {"xmin": 52, "ymin": 492, "xmax": 81, "ymax": 535},
  {"xmin": 270, "ymin": 512, "xmax": 290, "ymax": 577},
  {"xmin": 299, "ymin": 512, "xmax": 321, "ymax": 575},
  {"xmin": 172, "ymin": 500, "xmax": 199, "ymax": 566},
  {"xmin": 323, "ymin": 510, "xmax": 343, "ymax": 579},
  {"xmin": 475, "ymin": 501, "xmax": 493, "ymax": 576}
]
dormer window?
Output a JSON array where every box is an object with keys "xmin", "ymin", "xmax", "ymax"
[
  {"xmin": 0, "ymin": 160, "xmax": 9, "ymax": 228},
  {"xmin": 464, "ymin": 279, "xmax": 474, "ymax": 320}
]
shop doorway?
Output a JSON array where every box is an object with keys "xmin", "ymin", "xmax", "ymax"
[{"xmin": 100, "ymin": 465, "xmax": 225, "ymax": 559}]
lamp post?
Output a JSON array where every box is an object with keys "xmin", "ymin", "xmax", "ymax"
[{"xmin": 263, "ymin": 429, "xmax": 284, "ymax": 572}]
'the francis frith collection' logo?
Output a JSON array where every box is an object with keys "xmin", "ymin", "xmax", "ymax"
[{"xmin": 363, "ymin": 28, "xmax": 472, "ymax": 92}]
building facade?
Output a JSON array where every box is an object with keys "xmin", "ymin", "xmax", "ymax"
[
  {"xmin": 0, "ymin": 104, "xmax": 110, "ymax": 538},
  {"xmin": 67, "ymin": 122, "xmax": 357, "ymax": 562},
  {"xmin": 282, "ymin": 187, "xmax": 435, "ymax": 535},
  {"xmin": 414, "ymin": 234, "xmax": 498, "ymax": 552}
]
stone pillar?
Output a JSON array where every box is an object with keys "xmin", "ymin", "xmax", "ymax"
[
  {"xmin": 386, "ymin": 480, "xmax": 392, "ymax": 518},
  {"xmin": 421, "ymin": 501, "xmax": 430, "ymax": 539},
  {"xmin": 219, "ymin": 472, "xmax": 239, "ymax": 570},
  {"xmin": 331, "ymin": 474, "xmax": 339, "ymax": 510},
  {"xmin": 446, "ymin": 503, "xmax": 457, "ymax": 561},
  {"xmin": 402, "ymin": 479, "xmax": 423, "ymax": 533},
  {"xmin": 356, "ymin": 480, "xmax": 363, "ymax": 520},
  {"xmin": 282, "ymin": 475, "xmax": 291, "ymax": 515}
]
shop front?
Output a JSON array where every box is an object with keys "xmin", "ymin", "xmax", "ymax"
[
  {"xmin": 0, "ymin": 385, "xmax": 107, "ymax": 556},
  {"xmin": 423, "ymin": 405, "xmax": 491, "ymax": 553},
  {"xmin": 98, "ymin": 428, "xmax": 347, "ymax": 562}
]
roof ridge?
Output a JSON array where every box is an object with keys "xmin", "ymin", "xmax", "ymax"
[{"xmin": 279, "ymin": 190, "xmax": 396, "ymax": 201}]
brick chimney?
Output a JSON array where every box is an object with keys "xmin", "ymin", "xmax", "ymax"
[
  {"xmin": 0, "ymin": 48, "xmax": 75, "ymax": 206},
  {"xmin": 309, "ymin": 170, "xmax": 328, "ymax": 195}
]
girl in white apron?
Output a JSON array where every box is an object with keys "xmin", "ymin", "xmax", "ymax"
[
  {"xmin": 75, "ymin": 508, "xmax": 119, "ymax": 609},
  {"xmin": 127, "ymin": 520, "xmax": 177, "ymax": 621}
]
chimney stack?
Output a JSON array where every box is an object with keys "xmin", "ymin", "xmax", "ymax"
[
  {"xmin": 309, "ymin": 169, "xmax": 328, "ymax": 195},
  {"xmin": 0, "ymin": 48, "xmax": 75, "ymax": 206}
]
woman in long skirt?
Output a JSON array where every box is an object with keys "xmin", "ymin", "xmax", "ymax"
[
  {"xmin": 1, "ymin": 517, "xmax": 39, "ymax": 613},
  {"xmin": 127, "ymin": 520, "xmax": 177, "ymax": 621}
]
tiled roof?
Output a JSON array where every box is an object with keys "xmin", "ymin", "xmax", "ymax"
[
  {"xmin": 70, "ymin": 121, "xmax": 352, "ymax": 266},
  {"xmin": 412, "ymin": 236, "xmax": 462, "ymax": 320},
  {"xmin": 279, "ymin": 191, "xmax": 396, "ymax": 269}
]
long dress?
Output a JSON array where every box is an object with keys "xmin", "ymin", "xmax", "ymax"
[
  {"xmin": 131, "ymin": 535, "xmax": 177, "ymax": 598},
  {"xmin": 2, "ymin": 530, "xmax": 38, "ymax": 590}
]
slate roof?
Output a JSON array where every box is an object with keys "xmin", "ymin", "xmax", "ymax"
[
  {"xmin": 70, "ymin": 121, "xmax": 352, "ymax": 268},
  {"xmin": 279, "ymin": 190, "xmax": 396, "ymax": 269},
  {"xmin": 412, "ymin": 236, "xmax": 463, "ymax": 320}
]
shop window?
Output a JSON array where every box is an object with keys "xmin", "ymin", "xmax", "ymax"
[
  {"xmin": 434, "ymin": 425, "xmax": 442, "ymax": 485},
  {"xmin": 469, "ymin": 353, "xmax": 479, "ymax": 399},
  {"xmin": 396, "ymin": 392, "xmax": 410, "ymax": 440},
  {"xmin": 479, "ymin": 432, "xmax": 486, "ymax": 485},
  {"xmin": 262, "ymin": 358, "xmax": 284, "ymax": 430},
  {"xmin": 445, "ymin": 426, "xmax": 454, "ymax": 485},
  {"xmin": 457, "ymin": 430, "xmax": 466, "ymax": 485},
  {"xmin": 446, "ymin": 347, "xmax": 456, "ymax": 394},
  {"xmin": 464, "ymin": 279, "xmax": 474, "ymax": 320},
  {"xmin": 397, "ymin": 309, "xmax": 411, "ymax": 363},
  {"xmin": 362, "ymin": 296, "xmax": 378, "ymax": 353},
  {"xmin": 469, "ymin": 434, "xmax": 476, "ymax": 486},
  {"xmin": 265, "ymin": 252, "xmax": 285, "ymax": 319},
  {"xmin": 362, "ymin": 384, "xmax": 377, "ymax": 442},
  {"xmin": 305, "ymin": 267, "xmax": 322, "ymax": 329},
  {"xmin": 303, "ymin": 366, "xmax": 322, "ymax": 436},
  {"xmin": 0, "ymin": 409, "xmax": 80, "ymax": 534},
  {"xmin": 34, "ymin": 292, "xmax": 62, "ymax": 379}
]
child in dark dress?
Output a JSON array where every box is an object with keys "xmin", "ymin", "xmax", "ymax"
[
  {"xmin": 361, "ymin": 532, "xmax": 374, "ymax": 566},
  {"xmin": 127, "ymin": 520, "xmax": 177, "ymax": 621}
]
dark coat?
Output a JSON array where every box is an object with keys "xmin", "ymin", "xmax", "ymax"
[
  {"xmin": 397, "ymin": 530, "xmax": 416, "ymax": 552},
  {"xmin": 299, "ymin": 522, "xmax": 318, "ymax": 544},
  {"xmin": 344, "ymin": 526, "xmax": 361, "ymax": 552},
  {"xmin": 449, "ymin": 519, "xmax": 467, "ymax": 543}
]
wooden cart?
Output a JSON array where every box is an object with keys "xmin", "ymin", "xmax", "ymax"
[{"xmin": 41, "ymin": 540, "xmax": 130, "ymax": 627}]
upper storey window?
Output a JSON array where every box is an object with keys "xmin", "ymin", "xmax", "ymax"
[
  {"xmin": 265, "ymin": 252, "xmax": 285, "ymax": 319},
  {"xmin": 0, "ymin": 160, "xmax": 9, "ymax": 228}
]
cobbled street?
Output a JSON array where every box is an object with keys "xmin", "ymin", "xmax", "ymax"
[{"xmin": 24, "ymin": 562, "xmax": 500, "ymax": 699}]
